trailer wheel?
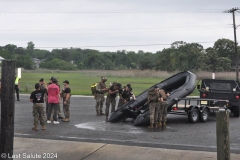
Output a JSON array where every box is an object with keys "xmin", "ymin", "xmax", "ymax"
[
  {"xmin": 200, "ymin": 108, "xmax": 209, "ymax": 122},
  {"xmin": 188, "ymin": 108, "xmax": 199, "ymax": 123},
  {"xmin": 233, "ymin": 106, "xmax": 240, "ymax": 117}
]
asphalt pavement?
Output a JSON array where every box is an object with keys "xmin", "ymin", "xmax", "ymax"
[{"xmin": 4, "ymin": 95, "xmax": 240, "ymax": 159}]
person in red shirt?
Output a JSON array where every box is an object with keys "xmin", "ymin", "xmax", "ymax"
[{"xmin": 47, "ymin": 78, "xmax": 61, "ymax": 124}]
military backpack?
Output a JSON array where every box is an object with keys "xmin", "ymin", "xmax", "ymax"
[{"xmin": 91, "ymin": 82, "xmax": 98, "ymax": 95}]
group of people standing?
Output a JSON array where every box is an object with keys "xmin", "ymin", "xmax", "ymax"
[
  {"xmin": 147, "ymin": 85, "xmax": 169, "ymax": 128},
  {"xmin": 93, "ymin": 76, "xmax": 136, "ymax": 122},
  {"xmin": 30, "ymin": 77, "xmax": 71, "ymax": 131}
]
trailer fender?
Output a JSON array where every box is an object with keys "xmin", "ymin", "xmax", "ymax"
[
  {"xmin": 199, "ymin": 105, "xmax": 210, "ymax": 113},
  {"xmin": 188, "ymin": 105, "xmax": 199, "ymax": 113}
]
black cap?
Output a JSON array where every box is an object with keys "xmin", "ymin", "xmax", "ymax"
[
  {"xmin": 35, "ymin": 83, "xmax": 40, "ymax": 89},
  {"xmin": 63, "ymin": 80, "xmax": 69, "ymax": 84},
  {"xmin": 39, "ymin": 78, "xmax": 44, "ymax": 82},
  {"xmin": 50, "ymin": 76, "xmax": 54, "ymax": 80},
  {"xmin": 116, "ymin": 83, "xmax": 122, "ymax": 88},
  {"xmin": 52, "ymin": 78, "xmax": 57, "ymax": 83},
  {"xmin": 154, "ymin": 85, "xmax": 159, "ymax": 88}
]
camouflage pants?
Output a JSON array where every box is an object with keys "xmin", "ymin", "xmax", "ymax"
[
  {"xmin": 32, "ymin": 103, "xmax": 45, "ymax": 126},
  {"xmin": 63, "ymin": 100, "xmax": 70, "ymax": 118},
  {"xmin": 149, "ymin": 101, "xmax": 159, "ymax": 124},
  {"xmin": 45, "ymin": 96, "xmax": 49, "ymax": 116},
  {"xmin": 57, "ymin": 103, "xmax": 62, "ymax": 116},
  {"xmin": 95, "ymin": 93, "xmax": 105, "ymax": 113},
  {"xmin": 118, "ymin": 98, "xmax": 126, "ymax": 108},
  {"xmin": 158, "ymin": 101, "xmax": 168, "ymax": 122},
  {"xmin": 105, "ymin": 96, "xmax": 116, "ymax": 116}
]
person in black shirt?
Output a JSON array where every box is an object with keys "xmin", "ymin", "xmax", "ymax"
[
  {"xmin": 30, "ymin": 83, "xmax": 47, "ymax": 131},
  {"xmin": 61, "ymin": 80, "xmax": 71, "ymax": 122}
]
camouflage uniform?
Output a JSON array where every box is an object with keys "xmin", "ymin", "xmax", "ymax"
[
  {"xmin": 33, "ymin": 103, "xmax": 45, "ymax": 126},
  {"xmin": 148, "ymin": 88, "xmax": 160, "ymax": 126},
  {"xmin": 118, "ymin": 90, "xmax": 131, "ymax": 108},
  {"xmin": 158, "ymin": 101, "xmax": 168, "ymax": 123},
  {"xmin": 105, "ymin": 85, "xmax": 118, "ymax": 116},
  {"xmin": 158, "ymin": 89, "xmax": 168, "ymax": 123},
  {"xmin": 62, "ymin": 91, "xmax": 71, "ymax": 119},
  {"xmin": 95, "ymin": 81, "xmax": 107, "ymax": 114}
]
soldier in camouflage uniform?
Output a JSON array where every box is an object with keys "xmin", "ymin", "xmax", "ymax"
[
  {"xmin": 30, "ymin": 83, "xmax": 47, "ymax": 131},
  {"xmin": 147, "ymin": 86, "xmax": 160, "ymax": 128},
  {"xmin": 156, "ymin": 89, "xmax": 169, "ymax": 127},
  {"xmin": 105, "ymin": 82, "xmax": 121, "ymax": 122},
  {"xmin": 61, "ymin": 80, "xmax": 71, "ymax": 122},
  {"xmin": 95, "ymin": 77, "xmax": 108, "ymax": 116},
  {"xmin": 118, "ymin": 85, "xmax": 135, "ymax": 108}
]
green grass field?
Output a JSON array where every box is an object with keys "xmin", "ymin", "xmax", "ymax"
[{"xmin": 18, "ymin": 70, "xmax": 200, "ymax": 96}]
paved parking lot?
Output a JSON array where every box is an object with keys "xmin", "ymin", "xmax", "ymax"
[{"xmin": 12, "ymin": 95, "xmax": 240, "ymax": 153}]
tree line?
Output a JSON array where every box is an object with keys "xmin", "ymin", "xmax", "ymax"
[{"xmin": 0, "ymin": 39, "xmax": 239, "ymax": 72}]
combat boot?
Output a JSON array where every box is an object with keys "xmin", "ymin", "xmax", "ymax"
[
  {"xmin": 157, "ymin": 122, "xmax": 162, "ymax": 127},
  {"xmin": 105, "ymin": 116, "xmax": 108, "ymax": 122},
  {"xmin": 96, "ymin": 112, "xmax": 100, "ymax": 116},
  {"xmin": 32, "ymin": 126, "xmax": 38, "ymax": 131},
  {"xmin": 100, "ymin": 112, "xmax": 105, "ymax": 115},
  {"xmin": 62, "ymin": 118, "xmax": 69, "ymax": 122},
  {"xmin": 148, "ymin": 124, "xmax": 154, "ymax": 129},
  {"xmin": 42, "ymin": 126, "xmax": 46, "ymax": 130}
]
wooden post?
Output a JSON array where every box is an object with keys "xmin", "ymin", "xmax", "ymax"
[
  {"xmin": 216, "ymin": 110, "xmax": 230, "ymax": 160},
  {"xmin": 0, "ymin": 60, "xmax": 16, "ymax": 160}
]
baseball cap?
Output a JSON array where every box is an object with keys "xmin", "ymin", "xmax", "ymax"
[
  {"xmin": 63, "ymin": 80, "xmax": 69, "ymax": 84},
  {"xmin": 39, "ymin": 78, "xmax": 44, "ymax": 82},
  {"xmin": 154, "ymin": 85, "xmax": 159, "ymax": 88},
  {"xmin": 50, "ymin": 76, "xmax": 54, "ymax": 80}
]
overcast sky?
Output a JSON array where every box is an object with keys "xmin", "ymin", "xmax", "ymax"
[{"xmin": 0, "ymin": 0, "xmax": 239, "ymax": 53}]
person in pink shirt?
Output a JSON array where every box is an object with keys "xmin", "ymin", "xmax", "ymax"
[{"xmin": 47, "ymin": 78, "xmax": 61, "ymax": 124}]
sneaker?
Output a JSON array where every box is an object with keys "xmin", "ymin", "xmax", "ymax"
[
  {"xmin": 47, "ymin": 120, "xmax": 51, "ymax": 124},
  {"xmin": 53, "ymin": 121, "xmax": 59, "ymax": 124}
]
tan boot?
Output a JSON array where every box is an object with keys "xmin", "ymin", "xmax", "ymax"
[
  {"xmin": 148, "ymin": 124, "xmax": 154, "ymax": 129},
  {"xmin": 105, "ymin": 116, "xmax": 108, "ymax": 122},
  {"xmin": 42, "ymin": 126, "xmax": 46, "ymax": 130},
  {"xmin": 163, "ymin": 122, "xmax": 166, "ymax": 126},
  {"xmin": 158, "ymin": 122, "xmax": 162, "ymax": 127},
  {"xmin": 62, "ymin": 118, "xmax": 69, "ymax": 122},
  {"xmin": 32, "ymin": 126, "xmax": 38, "ymax": 131}
]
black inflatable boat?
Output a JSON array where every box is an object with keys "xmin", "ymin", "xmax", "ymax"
[{"xmin": 108, "ymin": 71, "xmax": 197, "ymax": 126}]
